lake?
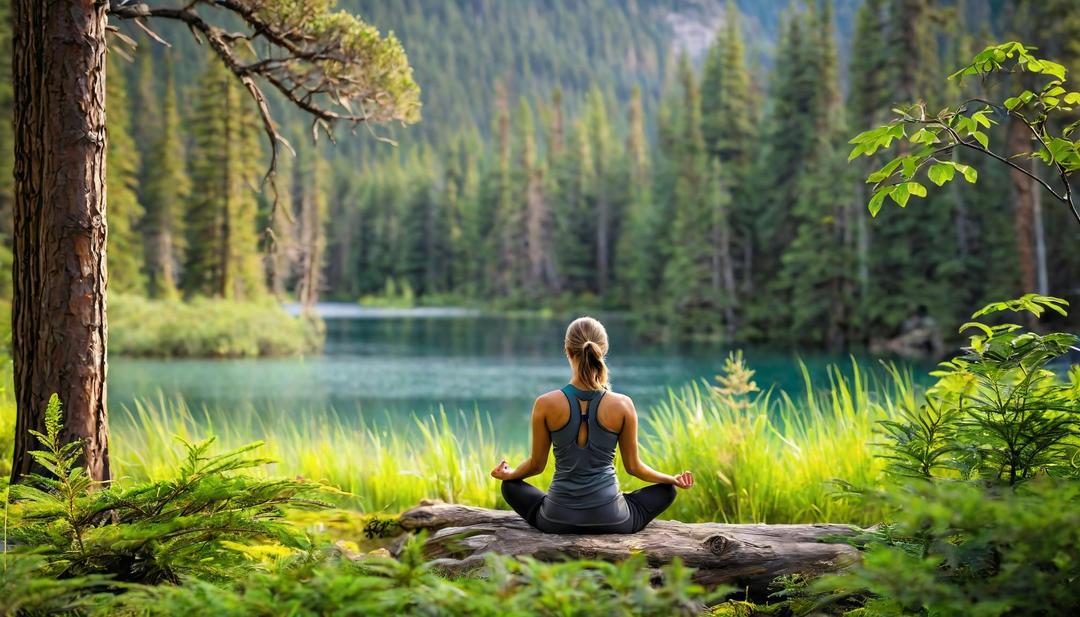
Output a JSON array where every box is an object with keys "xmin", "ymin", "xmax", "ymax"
[{"xmin": 108, "ymin": 305, "xmax": 922, "ymax": 442}]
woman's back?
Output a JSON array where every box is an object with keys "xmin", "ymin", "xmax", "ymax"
[
  {"xmin": 492, "ymin": 315, "xmax": 692, "ymax": 534},
  {"xmin": 546, "ymin": 384, "xmax": 621, "ymax": 509}
]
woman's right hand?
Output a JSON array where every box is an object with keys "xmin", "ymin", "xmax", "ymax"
[{"xmin": 672, "ymin": 470, "xmax": 694, "ymax": 489}]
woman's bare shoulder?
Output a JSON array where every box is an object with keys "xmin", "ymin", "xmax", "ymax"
[
  {"xmin": 534, "ymin": 389, "xmax": 566, "ymax": 409},
  {"xmin": 603, "ymin": 391, "xmax": 636, "ymax": 413}
]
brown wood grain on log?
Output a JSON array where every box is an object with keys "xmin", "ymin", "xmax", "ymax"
[{"xmin": 397, "ymin": 502, "xmax": 861, "ymax": 595}]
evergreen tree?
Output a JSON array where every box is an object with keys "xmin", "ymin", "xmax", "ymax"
[
  {"xmin": 614, "ymin": 86, "xmax": 657, "ymax": 309},
  {"xmin": 868, "ymin": 0, "xmax": 953, "ymax": 332},
  {"xmin": 583, "ymin": 89, "xmax": 617, "ymax": 297},
  {"xmin": 747, "ymin": 8, "xmax": 820, "ymax": 335},
  {"xmin": 542, "ymin": 88, "xmax": 571, "ymax": 294},
  {"xmin": 707, "ymin": 158, "xmax": 737, "ymax": 337},
  {"xmin": 131, "ymin": 44, "xmax": 161, "ymax": 199},
  {"xmin": 296, "ymin": 140, "xmax": 328, "ymax": 310},
  {"xmin": 517, "ymin": 98, "xmax": 557, "ymax": 294},
  {"xmin": 104, "ymin": 52, "xmax": 145, "ymax": 294},
  {"xmin": 700, "ymin": 0, "xmax": 756, "ymax": 328},
  {"xmin": 141, "ymin": 53, "xmax": 189, "ymax": 299},
  {"xmin": 847, "ymin": 0, "xmax": 889, "ymax": 313},
  {"xmin": 445, "ymin": 130, "xmax": 484, "ymax": 295},
  {"xmin": 702, "ymin": 0, "xmax": 755, "ymax": 168},
  {"xmin": 491, "ymin": 81, "xmax": 524, "ymax": 296},
  {"xmin": 662, "ymin": 54, "xmax": 717, "ymax": 338},
  {"xmin": 267, "ymin": 143, "xmax": 296, "ymax": 299},
  {"xmin": 553, "ymin": 116, "xmax": 596, "ymax": 294},
  {"xmin": 774, "ymin": 1, "xmax": 854, "ymax": 349},
  {"xmin": 185, "ymin": 55, "xmax": 265, "ymax": 300},
  {"xmin": 641, "ymin": 54, "xmax": 684, "ymax": 321}
]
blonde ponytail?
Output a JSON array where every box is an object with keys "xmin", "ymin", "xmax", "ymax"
[{"xmin": 565, "ymin": 317, "xmax": 610, "ymax": 390}]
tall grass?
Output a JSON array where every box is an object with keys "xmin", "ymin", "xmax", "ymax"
[
  {"xmin": 644, "ymin": 363, "xmax": 914, "ymax": 523},
  {"xmin": 102, "ymin": 361, "xmax": 916, "ymax": 525},
  {"xmin": 112, "ymin": 398, "xmax": 516, "ymax": 513}
]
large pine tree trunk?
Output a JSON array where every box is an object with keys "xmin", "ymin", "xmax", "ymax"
[{"xmin": 10, "ymin": 0, "xmax": 110, "ymax": 483}]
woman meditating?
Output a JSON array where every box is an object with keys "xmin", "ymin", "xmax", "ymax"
[{"xmin": 491, "ymin": 316, "xmax": 694, "ymax": 534}]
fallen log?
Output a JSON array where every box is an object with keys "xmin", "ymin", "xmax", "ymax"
[{"xmin": 397, "ymin": 501, "xmax": 862, "ymax": 595}]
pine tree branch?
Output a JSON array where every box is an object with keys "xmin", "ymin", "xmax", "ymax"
[
  {"xmin": 111, "ymin": 2, "xmax": 294, "ymax": 180},
  {"xmin": 110, "ymin": 0, "xmax": 419, "ymax": 178}
]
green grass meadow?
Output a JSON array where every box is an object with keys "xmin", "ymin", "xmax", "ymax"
[{"xmin": 83, "ymin": 361, "xmax": 913, "ymax": 526}]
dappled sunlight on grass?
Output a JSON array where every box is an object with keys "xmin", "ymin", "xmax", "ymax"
[{"xmin": 103, "ymin": 361, "xmax": 915, "ymax": 525}]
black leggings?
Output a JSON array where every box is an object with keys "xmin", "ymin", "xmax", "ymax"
[{"xmin": 501, "ymin": 480, "xmax": 676, "ymax": 534}]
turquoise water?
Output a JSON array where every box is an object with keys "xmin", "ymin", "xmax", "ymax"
[{"xmin": 108, "ymin": 306, "xmax": 926, "ymax": 440}]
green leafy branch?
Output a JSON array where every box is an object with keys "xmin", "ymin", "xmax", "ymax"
[{"xmin": 849, "ymin": 41, "xmax": 1080, "ymax": 225}]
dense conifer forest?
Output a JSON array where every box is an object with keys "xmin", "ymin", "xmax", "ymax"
[
  {"xmin": 4, "ymin": 2, "xmax": 1080, "ymax": 616},
  {"xmin": 0, "ymin": 0, "xmax": 1077, "ymax": 349}
]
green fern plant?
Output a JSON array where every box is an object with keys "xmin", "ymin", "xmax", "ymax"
[
  {"xmin": 108, "ymin": 534, "xmax": 721, "ymax": 616},
  {"xmin": 876, "ymin": 398, "xmax": 965, "ymax": 480},
  {"xmin": 19, "ymin": 394, "xmax": 94, "ymax": 554},
  {"xmin": 0, "ymin": 553, "xmax": 113, "ymax": 617},
  {"xmin": 9, "ymin": 395, "xmax": 330, "ymax": 585}
]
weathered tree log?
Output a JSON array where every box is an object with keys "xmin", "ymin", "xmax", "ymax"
[{"xmin": 397, "ymin": 502, "xmax": 862, "ymax": 595}]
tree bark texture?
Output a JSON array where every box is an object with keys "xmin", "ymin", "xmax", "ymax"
[
  {"xmin": 10, "ymin": 0, "xmax": 110, "ymax": 483},
  {"xmin": 397, "ymin": 502, "xmax": 861, "ymax": 596}
]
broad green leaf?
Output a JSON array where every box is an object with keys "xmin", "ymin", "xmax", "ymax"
[
  {"xmin": 906, "ymin": 181, "xmax": 927, "ymax": 198},
  {"xmin": 1047, "ymin": 138, "xmax": 1073, "ymax": 163},
  {"xmin": 891, "ymin": 183, "xmax": 911, "ymax": 207},
  {"xmin": 910, "ymin": 127, "xmax": 939, "ymax": 144},
  {"xmin": 849, "ymin": 126, "xmax": 884, "ymax": 145},
  {"xmin": 867, "ymin": 158, "xmax": 903, "ymax": 183},
  {"xmin": 954, "ymin": 164, "xmax": 977, "ymax": 183},
  {"xmin": 971, "ymin": 130, "xmax": 989, "ymax": 149},
  {"xmin": 1041, "ymin": 60, "xmax": 1067, "ymax": 81},
  {"xmin": 971, "ymin": 110, "xmax": 992, "ymax": 128},
  {"xmin": 901, "ymin": 155, "xmax": 918, "ymax": 179},
  {"xmin": 928, "ymin": 163, "xmax": 955, "ymax": 186},
  {"xmin": 868, "ymin": 189, "xmax": 887, "ymax": 216}
]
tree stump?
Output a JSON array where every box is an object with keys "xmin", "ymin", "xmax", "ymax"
[{"xmin": 397, "ymin": 501, "xmax": 862, "ymax": 594}]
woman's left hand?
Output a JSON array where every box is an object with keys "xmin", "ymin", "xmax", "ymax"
[{"xmin": 490, "ymin": 459, "xmax": 513, "ymax": 480}]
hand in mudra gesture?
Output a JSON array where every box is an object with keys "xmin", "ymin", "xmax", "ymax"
[
  {"xmin": 672, "ymin": 470, "xmax": 694, "ymax": 489},
  {"xmin": 491, "ymin": 459, "xmax": 512, "ymax": 480}
]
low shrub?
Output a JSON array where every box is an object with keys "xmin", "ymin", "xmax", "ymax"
[
  {"xmin": 807, "ymin": 296, "xmax": 1080, "ymax": 616},
  {"xmin": 109, "ymin": 293, "xmax": 324, "ymax": 358},
  {"xmin": 0, "ymin": 554, "xmax": 114, "ymax": 617},
  {"xmin": 8, "ymin": 395, "xmax": 328, "ymax": 585},
  {"xmin": 815, "ymin": 479, "xmax": 1080, "ymax": 617},
  {"xmin": 102, "ymin": 537, "xmax": 719, "ymax": 617}
]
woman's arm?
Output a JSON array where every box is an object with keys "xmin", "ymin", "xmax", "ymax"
[
  {"xmin": 617, "ymin": 399, "xmax": 694, "ymax": 488},
  {"xmin": 492, "ymin": 397, "xmax": 552, "ymax": 481}
]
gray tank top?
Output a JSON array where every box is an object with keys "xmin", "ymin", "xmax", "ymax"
[{"xmin": 544, "ymin": 384, "xmax": 622, "ymax": 509}]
